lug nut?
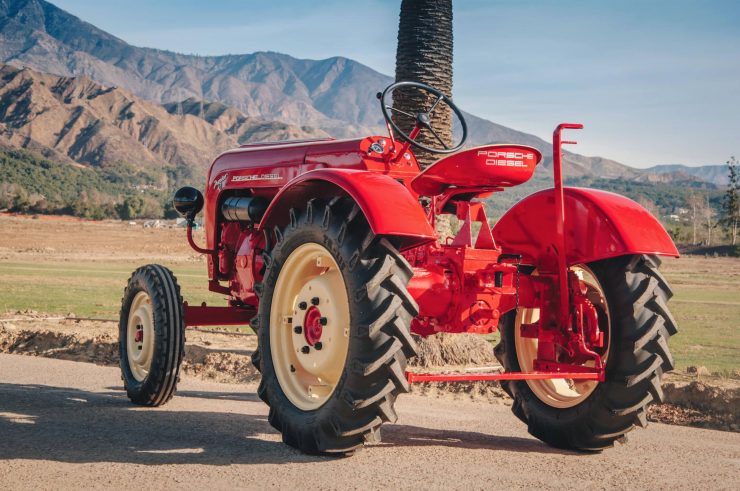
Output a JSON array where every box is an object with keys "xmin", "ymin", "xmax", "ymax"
[
  {"xmin": 294, "ymin": 325, "xmax": 302, "ymax": 334},
  {"xmin": 298, "ymin": 301, "xmax": 307, "ymax": 310},
  {"xmin": 319, "ymin": 317, "xmax": 328, "ymax": 326},
  {"xmin": 311, "ymin": 297, "xmax": 320, "ymax": 306},
  {"xmin": 301, "ymin": 346, "xmax": 310, "ymax": 354},
  {"xmin": 314, "ymin": 342, "xmax": 323, "ymax": 350}
]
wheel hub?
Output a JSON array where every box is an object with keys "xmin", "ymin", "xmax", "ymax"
[{"xmin": 303, "ymin": 306, "xmax": 324, "ymax": 346}]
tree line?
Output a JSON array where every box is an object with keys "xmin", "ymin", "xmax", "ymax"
[
  {"xmin": 678, "ymin": 157, "xmax": 738, "ymax": 247},
  {"xmin": 1, "ymin": 147, "xmax": 738, "ymax": 248},
  {"xmin": 0, "ymin": 148, "xmax": 179, "ymax": 220}
]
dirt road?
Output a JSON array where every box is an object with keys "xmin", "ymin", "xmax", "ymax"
[{"xmin": 1, "ymin": 355, "xmax": 738, "ymax": 490}]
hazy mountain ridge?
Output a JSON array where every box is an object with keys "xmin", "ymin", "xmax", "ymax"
[
  {"xmin": 161, "ymin": 97, "xmax": 329, "ymax": 144},
  {"xmin": 0, "ymin": 0, "xmax": 724, "ymax": 188},
  {"xmin": 0, "ymin": 64, "xmax": 324, "ymax": 183},
  {"xmin": 0, "ymin": 0, "xmax": 383, "ymax": 137},
  {"xmin": 0, "ymin": 64, "xmax": 227, "ymax": 176},
  {"xmin": 643, "ymin": 164, "xmax": 729, "ymax": 186}
]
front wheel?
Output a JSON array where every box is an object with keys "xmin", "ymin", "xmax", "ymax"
[
  {"xmin": 495, "ymin": 255, "xmax": 677, "ymax": 451},
  {"xmin": 119, "ymin": 264, "xmax": 185, "ymax": 406},
  {"xmin": 252, "ymin": 198, "xmax": 419, "ymax": 455}
]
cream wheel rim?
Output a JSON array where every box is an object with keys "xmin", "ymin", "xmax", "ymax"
[
  {"xmin": 127, "ymin": 291, "xmax": 155, "ymax": 382},
  {"xmin": 270, "ymin": 243, "xmax": 350, "ymax": 410},
  {"xmin": 514, "ymin": 264, "xmax": 610, "ymax": 409}
]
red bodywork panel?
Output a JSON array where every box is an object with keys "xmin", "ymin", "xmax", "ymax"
[
  {"xmin": 492, "ymin": 187, "xmax": 679, "ymax": 268},
  {"xmin": 205, "ymin": 137, "xmax": 423, "ymax": 249},
  {"xmin": 411, "ymin": 144, "xmax": 542, "ymax": 196},
  {"xmin": 259, "ymin": 169, "xmax": 434, "ymax": 247},
  {"xmin": 202, "ymin": 136, "xmax": 430, "ymax": 286}
]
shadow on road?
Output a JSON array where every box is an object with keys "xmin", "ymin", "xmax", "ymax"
[
  {"xmin": 0, "ymin": 382, "xmax": 322, "ymax": 465},
  {"xmin": 382, "ymin": 424, "xmax": 574, "ymax": 454},
  {"xmin": 1, "ymin": 382, "xmax": 572, "ymax": 464},
  {"xmin": 103, "ymin": 387, "xmax": 262, "ymax": 403}
]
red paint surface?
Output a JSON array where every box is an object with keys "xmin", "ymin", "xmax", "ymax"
[
  {"xmin": 258, "ymin": 169, "xmax": 434, "ymax": 246},
  {"xmin": 411, "ymin": 144, "xmax": 542, "ymax": 196},
  {"xmin": 183, "ymin": 302, "xmax": 255, "ymax": 327},
  {"xmin": 492, "ymin": 187, "xmax": 680, "ymax": 268},
  {"xmin": 303, "ymin": 306, "xmax": 324, "ymax": 346}
]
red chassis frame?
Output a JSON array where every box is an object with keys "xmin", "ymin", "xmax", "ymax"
[{"xmin": 181, "ymin": 123, "xmax": 678, "ymax": 385}]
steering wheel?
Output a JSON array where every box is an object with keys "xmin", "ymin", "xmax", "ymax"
[{"xmin": 379, "ymin": 81, "xmax": 468, "ymax": 154}]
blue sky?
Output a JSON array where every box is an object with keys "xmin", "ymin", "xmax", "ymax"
[{"xmin": 53, "ymin": 0, "xmax": 739, "ymax": 168}]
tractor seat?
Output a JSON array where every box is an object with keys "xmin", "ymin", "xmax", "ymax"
[{"xmin": 410, "ymin": 144, "xmax": 542, "ymax": 196}]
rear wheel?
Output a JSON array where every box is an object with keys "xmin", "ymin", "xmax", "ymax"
[
  {"xmin": 119, "ymin": 265, "xmax": 185, "ymax": 406},
  {"xmin": 495, "ymin": 255, "xmax": 677, "ymax": 450},
  {"xmin": 252, "ymin": 198, "xmax": 419, "ymax": 455}
]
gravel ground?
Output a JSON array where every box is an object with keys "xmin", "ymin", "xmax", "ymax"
[{"xmin": 1, "ymin": 354, "xmax": 739, "ymax": 490}]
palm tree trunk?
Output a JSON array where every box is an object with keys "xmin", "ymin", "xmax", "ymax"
[{"xmin": 394, "ymin": 0, "xmax": 453, "ymax": 169}]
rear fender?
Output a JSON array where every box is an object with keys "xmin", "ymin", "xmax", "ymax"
[
  {"xmin": 492, "ymin": 187, "xmax": 679, "ymax": 267},
  {"xmin": 259, "ymin": 169, "xmax": 435, "ymax": 250}
]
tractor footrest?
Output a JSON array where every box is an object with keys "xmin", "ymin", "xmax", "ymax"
[{"xmin": 405, "ymin": 370, "xmax": 601, "ymax": 384}]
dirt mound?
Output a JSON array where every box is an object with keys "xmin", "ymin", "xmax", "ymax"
[
  {"xmin": 406, "ymin": 333, "xmax": 508, "ymax": 403},
  {"xmin": 410, "ymin": 333, "xmax": 498, "ymax": 368},
  {"xmin": 0, "ymin": 325, "xmax": 118, "ymax": 365},
  {"xmin": 412, "ymin": 379, "xmax": 509, "ymax": 403},
  {"xmin": 652, "ymin": 381, "xmax": 740, "ymax": 431},
  {"xmin": 648, "ymin": 403, "xmax": 728, "ymax": 429},
  {"xmin": 0, "ymin": 323, "xmax": 259, "ymax": 385},
  {"xmin": 182, "ymin": 345, "xmax": 259, "ymax": 384}
]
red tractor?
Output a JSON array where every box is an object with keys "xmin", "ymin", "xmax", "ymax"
[{"xmin": 119, "ymin": 82, "xmax": 678, "ymax": 454}]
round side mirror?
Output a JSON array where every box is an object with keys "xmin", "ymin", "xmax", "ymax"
[{"xmin": 173, "ymin": 186, "xmax": 204, "ymax": 220}]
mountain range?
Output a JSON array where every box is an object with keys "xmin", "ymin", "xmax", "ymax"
[
  {"xmin": 0, "ymin": 0, "xmax": 726, "ymax": 188},
  {"xmin": 642, "ymin": 164, "xmax": 729, "ymax": 187},
  {"xmin": 0, "ymin": 64, "xmax": 327, "ymax": 184}
]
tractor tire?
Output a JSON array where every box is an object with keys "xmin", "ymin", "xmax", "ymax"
[
  {"xmin": 251, "ymin": 197, "xmax": 419, "ymax": 455},
  {"xmin": 119, "ymin": 264, "xmax": 185, "ymax": 406},
  {"xmin": 495, "ymin": 254, "xmax": 677, "ymax": 451}
]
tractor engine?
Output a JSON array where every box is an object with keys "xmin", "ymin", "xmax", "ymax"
[{"xmin": 216, "ymin": 196, "xmax": 269, "ymax": 308}]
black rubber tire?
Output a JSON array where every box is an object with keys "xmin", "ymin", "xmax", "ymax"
[
  {"xmin": 495, "ymin": 254, "xmax": 677, "ymax": 451},
  {"xmin": 119, "ymin": 264, "xmax": 185, "ymax": 407},
  {"xmin": 251, "ymin": 197, "xmax": 419, "ymax": 455}
]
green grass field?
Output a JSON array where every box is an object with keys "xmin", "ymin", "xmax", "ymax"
[
  {"xmin": 657, "ymin": 258, "xmax": 740, "ymax": 375},
  {"xmin": 0, "ymin": 260, "xmax": 223, "ymax": 318},
  {"xmin": 1, "ymin": 256, "xmax": 738, "ymax": 375}
]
